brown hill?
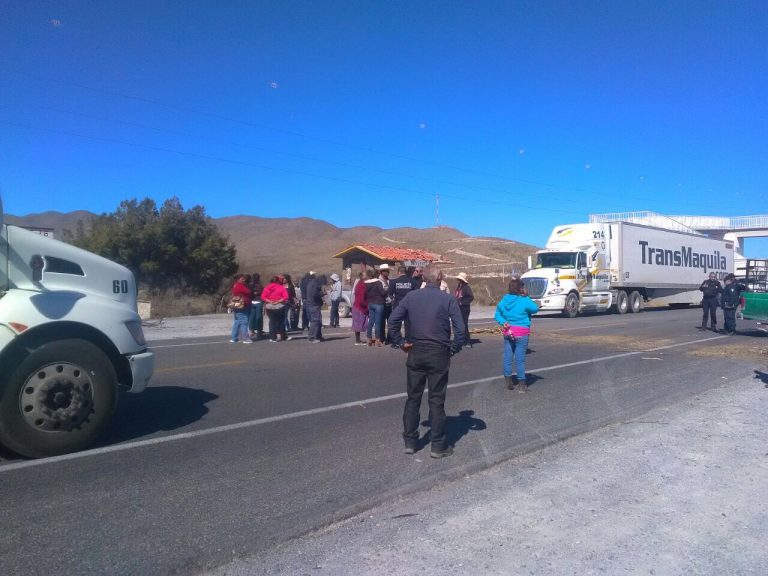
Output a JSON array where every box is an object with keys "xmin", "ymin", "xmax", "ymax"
[{"xmin": 7, "ymin": 211, "xmax": 539, "ymax": 284}]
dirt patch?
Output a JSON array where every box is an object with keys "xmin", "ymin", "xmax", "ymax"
[
  {"xmin": 687, "ymin": 342, "xmax": 768, "ymax": 362},
  {"xmin": 538, "ymin": 330, "xmax": 676, "ymax": 350}
]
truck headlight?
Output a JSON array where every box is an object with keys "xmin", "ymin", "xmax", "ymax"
[
  {"xmin": 125, "ymin": 320, "xmax": 147, "ymax": 347},
  {"xmin": 548, "ymin": 288, "xmax": 564, "ymax": 294}
]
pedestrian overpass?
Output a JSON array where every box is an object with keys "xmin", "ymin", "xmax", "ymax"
[{"xmin": 589, "ymin": 212, "xmax": 768, "ymax": 275}]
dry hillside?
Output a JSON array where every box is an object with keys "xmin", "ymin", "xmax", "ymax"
[{"xmin": 9, "ymin": 211, "xmax": 540, "ymax": 306}]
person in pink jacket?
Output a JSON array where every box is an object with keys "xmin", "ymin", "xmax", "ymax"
[{"xmin": 261, "ymin": 276, "xmax": 291, "ymax": 342}]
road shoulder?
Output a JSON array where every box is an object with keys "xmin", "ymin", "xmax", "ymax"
[{"xmin": 214, "ymin": 371, "xmax": 768, "ymax": 575}]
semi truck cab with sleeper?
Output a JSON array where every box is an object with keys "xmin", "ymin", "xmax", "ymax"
[
  {"xmin": 522, "ymin": 222, "xmax": 733, "ymax": 318},
  {"xmin": 0, "ymin": 197, "xmax": 154, "ymax": 457}
]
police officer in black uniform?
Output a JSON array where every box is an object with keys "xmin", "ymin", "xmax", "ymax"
[
  {"xmin": 721, "ymin": 273, "xmax": 747, "ymax": 335},
  {"xmin": 698, "ymin": 272, "xmax": 722, "ymax": 331},
  {"xmin": 388, "ymin": 265, "xmax": 419, "ymax": 342}
]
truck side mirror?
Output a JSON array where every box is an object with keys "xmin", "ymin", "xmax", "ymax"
[{"xmin": 30, "ymin": 255, "xmax": 44, "ymax": 283}]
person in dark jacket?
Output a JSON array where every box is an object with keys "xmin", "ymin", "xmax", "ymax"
[
  {"xmin": 283, "ymin": 274, "xmax": 299, "ymax": 331},
  {"xmin": 720, "ymin": 273, "xmax": 747, "ymax": 335},
  {"xmin": 248, "ymin": 273, "xmax": 264, "ymax": 339},
  {"xmin": 388, "ymin": 265, "xmax": 465, "ymax": 458},
  {"xmin": 365, "ymin": 268, "xmax": 388, "ymax": 346},
  {"xmin": 454, "ymin": 272, "xmax": 474, "ymax": 347},
  {"xmin": 698, "ymin": 272, "xmax": 722, "ymax": 331},
  {"xmin": 299, "ymin": 272, "xmax": 313, "ymax": 331},
  {"xmin": 305, "ymin": 273, "xmax": 326, "ymax": 343}
]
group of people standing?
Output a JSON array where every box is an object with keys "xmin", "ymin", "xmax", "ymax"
[
  {"xmin": 349, "ymin": 264, "xmax": 475, "ymax": 348},
  {"xmin": 230, "ymin": 271, "xmax": 345, "ymax": 345},
  {"xmin": 699, "ymin": 272, "xmax": 747, "ymax": 335}
]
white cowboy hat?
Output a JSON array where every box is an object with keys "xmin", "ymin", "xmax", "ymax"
[
  {"xmin": 379, "ymin": 263, "xmax": 390, "ymax": 271},
  {"xmin": 330, "ymin": 273, "xmax": 340, "ymax": 281},
  {"xmin": 455, "ymin": 272, "xmax": 469, "ymax": 283}
]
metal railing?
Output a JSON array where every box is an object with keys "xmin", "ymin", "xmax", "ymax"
[
  {"xmin": 589, "ymin": 211, "xmax": 700, "ymax": 234},
  {"xmin": 590, "ymin": 212, "xmax": 768, "ymax": 232}
]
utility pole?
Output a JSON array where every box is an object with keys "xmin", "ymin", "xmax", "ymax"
[{"xmin": 435, "ymin": 193, "xmax": 439, "ymax": 227}]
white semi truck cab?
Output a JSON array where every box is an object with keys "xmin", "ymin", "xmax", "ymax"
[
  {"xmin": 522, "ymin": 222, "xmax": 733, "ymax": 318},
  {"xmin": 0, "ymin": 197, "xmax": 154, "ymax": 457}
]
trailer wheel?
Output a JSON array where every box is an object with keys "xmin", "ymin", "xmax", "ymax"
[
  {"xmin": 615, "ymin": 290, "xmax": 629, "ymax": 314},
  {"xmin": 562, "ymin": 292, "xmax": 579, "ymax": 318},
  {"xmin": 629, "ymin": 291, "xmax": 643, "ymax": 313},
  {"xmin": 0, "ymin": 339, "xmax": 117, "ymax": 458}
]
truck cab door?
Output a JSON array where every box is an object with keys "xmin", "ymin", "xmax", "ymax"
[
  {"xmin": 589, "ymin": 250, "xmax": 610, "ymax": 292},
  {"xmin": 577, "ymin": 252, "xmax": 589, "ymax": 287}
]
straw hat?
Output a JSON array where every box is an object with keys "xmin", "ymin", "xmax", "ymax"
[
  {"xmin": 379, "ymin": 263, "xmax": 390, "ymax": 271},
  {"xmin": 456, "ymin": 272, "xmax": 469, "ymax": 283}
]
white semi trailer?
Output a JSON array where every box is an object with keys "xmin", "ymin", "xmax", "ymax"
[
  {"xmin": 0, "ymin": 197, "xmax": 154, "ymax": 457},
  {"xmin": 521, "ymin": 221, "xmax": 734, "ymax": 318}
]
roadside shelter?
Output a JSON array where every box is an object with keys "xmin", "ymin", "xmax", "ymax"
[{"xmin": 333, "ymin": 244, "xmax": 439, "ymax": 281}]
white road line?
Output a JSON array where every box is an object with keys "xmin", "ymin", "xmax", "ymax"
[{"xmin": 0, "ymin": 334, "xmax": 724, "ymax": 473}]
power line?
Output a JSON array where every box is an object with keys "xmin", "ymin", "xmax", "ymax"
[
  {"xmin": 7, "ymin": 71, "xmax": 694, "ymax": 207},
  {"xmin": 0, "ymin": 119, "xmax": 585, "ymax": 217}
]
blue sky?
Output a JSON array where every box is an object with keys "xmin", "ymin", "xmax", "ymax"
[{"xmin": 1, "ymin": 1, "xmax": 767, "ymax": 255}]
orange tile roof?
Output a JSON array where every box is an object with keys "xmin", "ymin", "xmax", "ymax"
[{"xmin": 333, "ymin": 244, "xmax": 439, "ymax": 262}]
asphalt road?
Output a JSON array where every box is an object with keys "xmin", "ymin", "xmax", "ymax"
[{"xmin": 0, "ymin": 308, "xmax": 762, "ymax": 575}]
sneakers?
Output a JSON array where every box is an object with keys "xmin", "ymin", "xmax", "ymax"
[
  {"xmin": 308, "ymin": 339, "xmax": 321, "ymax": 343},
  {"xmin": 242, "ymin": 339, "xmax": 254, "ymax": 344},
  {"xmin": 284, "ymin": 336, "xmax": 293, "ymax": 341},
  {"xmin": 229, "ymin": 339, "xmax": 237, "ymax": 343},
  {"xmin": 430, "ymin": 446, "xmax": 454, "ymax": 459},
  {"xmin": 269, "ymin": 339, "xmax": 277, "ymax": 343},
  {"xmin": 404, "ymin": 445, "xmax": 416, "ymax": 455},
  {"xmin": 354, "ymin": 341, "xmax": 366, "ymax": 346}
]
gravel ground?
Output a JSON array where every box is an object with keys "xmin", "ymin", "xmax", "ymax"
[
  {"xmin": 213, "ymin": 374, "xmax": 768, "ymax": 575},
  {"xmin": 143, "ymin": 306, "xmax": 500, "ymax": 341}
]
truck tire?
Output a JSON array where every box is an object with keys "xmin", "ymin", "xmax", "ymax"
[
  {"xmin": 629, "ymin": 291, "xmax": 643, "ymax": 313},
  {"xmin": 562, "ymin": 292, "xmax": 579, "ymax": 318},
  {"xmin": 0, "ymin": 339, "xmax": 118, "ymax": 458},
  {"xmin": 337, "ymin": 300, "xmax": 351, "ymax": 318},
  {"xmin": 615, "ymin": 290, "xmax": 629, "ymax": 314}
]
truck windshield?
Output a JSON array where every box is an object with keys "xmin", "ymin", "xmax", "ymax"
[{"xmin": 535, "ymin": 252, "xmax": 577, "ymax": 269}]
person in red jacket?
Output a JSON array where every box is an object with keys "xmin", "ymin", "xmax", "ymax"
[
  {"xmin": 261, "ymin": 276, "xmax": 291, "ymax": 342},
  {"xmin": 230, "ymin": 274, "xmax": 253, "ymax": 343}
]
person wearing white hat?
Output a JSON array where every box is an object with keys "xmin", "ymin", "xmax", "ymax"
[
  {"xmin": 454, "ymin": 272, "xmax": 474, "ymax": 348},
  {"xmin": 328, "ymin": 273, "xmax": 343, "ymax": 328}
]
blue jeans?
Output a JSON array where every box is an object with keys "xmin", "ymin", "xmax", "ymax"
[
  {"xmin": 503, "ymin": 334, "xmax": 529, "ymax": 381},
  {"xmin": 230, "ymin": 310, "xmax": 250, "ymax": 341},
  {"xmin": 248, "ymin": 302, "xmax": 263, "ymax": 334},
  {"xmin": 367, "ymin": 303, "xmax": 384, "ymax": 340}
]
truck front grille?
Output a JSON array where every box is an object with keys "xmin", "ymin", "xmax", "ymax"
[{"xmin": 523, "ymin": 277, "xmax": 547, "ymax": 298}]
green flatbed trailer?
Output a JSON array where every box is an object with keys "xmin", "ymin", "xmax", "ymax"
[{"xmin": 741, "ymin": 259, "xmax": 768, "ymax": 330}]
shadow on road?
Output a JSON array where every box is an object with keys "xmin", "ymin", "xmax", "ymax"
[
  {"xmin": 418, "ymin": 409, "xmax": 487, "ymax": 451},
  {"xmin": 754, "ymin": 370, "xmax": 768, "ymax": 387},
  {"xmin": 102, "ymin": 386, "xmax": 219, "ymax": 444}
]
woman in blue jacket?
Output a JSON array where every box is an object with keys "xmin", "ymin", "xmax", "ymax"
[{"xmin": 494, "ymin": 277, "xmax": 539, "ymax": 391}]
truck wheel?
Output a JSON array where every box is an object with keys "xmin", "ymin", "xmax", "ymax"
[
  {"xmin": 615, "ymin": 291, "xmax": 629, "ymax": 314},
  {"xmin": 562, "ymin": 292, "xmax": 579, "ymax": 318},
  {"xmin": 0, "ymin": 339, "xmax": 117, "ymax": 458},
  {"xmin": 337, "ymin": 301, "xmax": 351, "ymax": 318},
  {"xmin": 629, "ymin": 291, "xmax": 643, "ymax": 313}
]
